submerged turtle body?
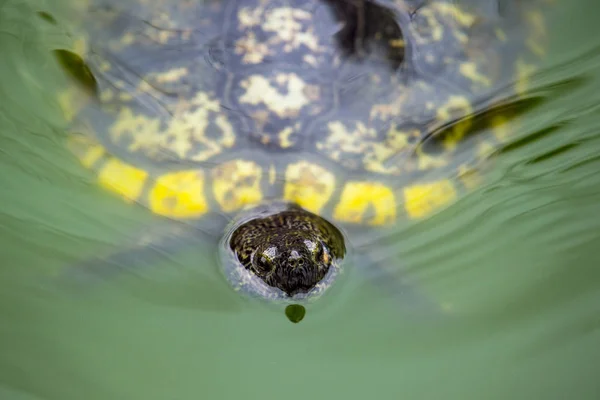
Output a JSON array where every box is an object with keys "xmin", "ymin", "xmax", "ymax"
[{"xmin": 57, "ymin": 0, "xmax": 549, "ymax": 303}]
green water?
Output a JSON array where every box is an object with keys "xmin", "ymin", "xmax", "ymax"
[{"xmin": 1, "ymin": 1, "xmax": 600, "ymax": 399}]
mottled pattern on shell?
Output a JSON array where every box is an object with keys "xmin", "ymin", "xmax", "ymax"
[
  {"xmin": 72, "ymin": 0, "xmax": 548, "ymax": 175},
  {"xmin": 62, "ymin": 0, "xmax": 551, "ymax": 300}
]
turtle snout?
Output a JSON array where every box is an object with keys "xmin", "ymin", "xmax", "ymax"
[{"xmin": 287, "ymin": 250, "xmax": 307, "ymax": 269}]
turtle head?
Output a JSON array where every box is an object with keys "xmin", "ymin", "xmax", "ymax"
[
  {"xmin": 219, "ymin": 202, "xmax": 346, "ymax": 302},
  {"xmin": 251, "ymin": 231, "xmax": 333, "ymax": 296}
]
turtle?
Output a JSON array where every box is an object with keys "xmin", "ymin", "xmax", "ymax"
[{"xmin": 51, "ymin": 0, "xmax": 550, "ymax": 322}]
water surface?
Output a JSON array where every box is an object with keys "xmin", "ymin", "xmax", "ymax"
[{"xmin": 1, "ymin": 0, "xmax": 600, "ymax": 399}]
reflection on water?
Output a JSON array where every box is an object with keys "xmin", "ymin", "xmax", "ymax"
[{"xmin": 1, "ymin": 0, "xmax": 600, "ymax": 399}]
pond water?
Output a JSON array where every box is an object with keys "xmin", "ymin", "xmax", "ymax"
[{"xmin": 1, "ymin": 0, "xmax": 599, "ymax": 399}]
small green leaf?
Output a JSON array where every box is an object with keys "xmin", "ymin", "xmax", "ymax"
[{"xmin": 285, "ymin": 304, "xmax": 306, "ymax": 323}]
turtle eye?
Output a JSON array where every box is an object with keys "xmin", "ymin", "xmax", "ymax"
[
  {"xmin": 313, "ymin": 243, "xmax": 329, "ymax": 265},
  {"xmin": 315, "ymin": 242, "xmax": 331, "ymax": 265},
  {"xmin": 312, "ymin": 244, "xmax": 322, "ymax": 259},
  {"xmin": 254, "ymin": 255, "xmax": 272, "ymax": 274}
]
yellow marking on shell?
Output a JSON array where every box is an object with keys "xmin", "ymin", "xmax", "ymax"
[
  {"xmin": 149, "ymin": 171, "xmax": 208, "ymax": 218},
  {"xmin": 476, "ymin": 141, "xmax": 497, "ymax": 160},
  {"xmin": 491, "ymin": 115, "xmax": 510, "ymax": 142},
  {"xmin": 526, "ymin": 10, "xmax": 547, "ymax": 37},
  {"xmin": 238, "ymin": 6, "xmax": 263, "ymax": 28},
  {"xmin": 327, "ymin": 121, "xmax": 374, "ymax": 146},
  {"xmin": 262, "ymin": 7, "xmax": 321, "ymax": 53},
  {"xmin": 141, "ymin": 13, "xmax": 180, "ymax": 45},
  {"xmin": 278, "ymin": 126, "xmax": 296, "ymax": 148},
  {"xmin": 404, "ymin": 180, "xmax": 457, "ymax": 219},
  {"xmin": 367, "ymin": 128, "xmax": 414, "ymax": 174},
  {"xmin": 110, "ymin": 107, "xmax": 164, "ymax": 155},
  {"xmin": 165, "ymin": 92, "xmax": 236, "ymax": 161},
  {"xmin": 212, "ymin": 160, "xmax": 263, "ymax": 212},
  {"xmin": 72, "ymin": 37, "xmax": 88, "ymax": 58},
  {"xmin": 370, "ymin": 89, "xmax": 408, "ymax": 120},
  {"xmin": 516, "ymin": 58, "xmax": 537, "ymax": 96},
  {"xmin": 98, "ymin": 60, "xmax": 111, "ymax": 73},
  {"xmin": 213, "ymin": 115, "xmax": 236, "ymax": 146},
  {"xmin": 318, "ymin": 120, "xmax": 373, "ymax": 162},
  {"xmin": 120, "ymin": 32, "xmax": 135, "ymax": 47},
  {"xmin": 453, "ymin": 29, "xmax": 469, "ymax": 45},
  {"xmin": 318, "ymin": 120, "xmax": 416, "ymax": 174},
  {"xmin": 525, "ymin": 8, "xmax": 547, "ymax": 56},
  {"xmin": 97, "ymin": 158, "xmax": 147, "ymax": 203},
  {"xmin": 154, "ymin": 67, "xmax": 189, "ymax": 83},
  {"xmin": 268, "ymin": 164, "xmax": 277, "ymax": 185},
  {"xmin": 333, "ymin": 182, "xmax": 396, "ymax": 226},
  {"xmin": 239, "ymin": 73, "xmax": 311, "ymax": 118},
  {"xmin": 458, "ymin": 165, "xmax": 482, "ymax": 190},
  {"xmin": 58, "ymin": 87, "xmax": 87, "ymax": 122},
  {"xmin": 114, "ymin": 81, "xmax": 126, "ymax": 90},
  {"xmin": 415, "ymin": 147, "xmax": 448, "ymax": 171},
  {"xmin": 434, "ymin": 3, "xmax": 476, "ymax": 27},
  {"xmin": 525, "ymin": 10, "xmax": 547, "ymax": 57},
  {"xmin": 156, "ymin": 31, "xmax": 173, "ymax": 45},
  {"xmin": 436, "ymin": 96, "xmax": 473, "ymax": 150},
  {"xmin": 80, "ymin": 147, "xmax": 105, "ymax": 168},
  {"xmin": 136, "ymin": 79, "xmax": 153, "ymax": 94},
  {"xmin": 67, "ymin": 135, "xmax": 106, "ymax": 168},
  {"xmin": 110, "ymin": 108, "xmax": 154, "ymax": 140},
  {"xmin": 414, "ymin": 8, "xmax": 444, "ymax": 43},
  {"xmin": 109, "ymin": 91, "xmax": 235, "ymax": 162},
  {"xmin": 284, "ymin": 161, "xmax": 335, "ymax": 215},
  {"xmin": 237, "ymin": 6, "xmax": 324, "ymax": 67},
  {"xmin": 303, "ymin": 54, "xmax": 318, "ymax": 67},
  {"xmin": 527, "ymin": 39, "xmax": 546, "ymax": 57},
  {"xmin": 235, "ymin": 32, "xmax": 271, "ymax": 64},
  {"xmin": 460, "ymin": 62, "xmax": 492, "ymax": 87}
]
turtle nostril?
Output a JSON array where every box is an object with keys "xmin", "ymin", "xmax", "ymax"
[{"xmin": 289, "ymin": 250, "xmax": 301, "ymax": 260}]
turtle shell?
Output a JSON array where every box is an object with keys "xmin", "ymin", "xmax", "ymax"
[{"xmin": 60, "ymin": 0, "xmax": 550, "ymax": 228}]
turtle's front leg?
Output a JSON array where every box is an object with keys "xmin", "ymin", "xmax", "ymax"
[{"xmin": 59, "ymin": 221, "xmax": 215, "ymax": 286}]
